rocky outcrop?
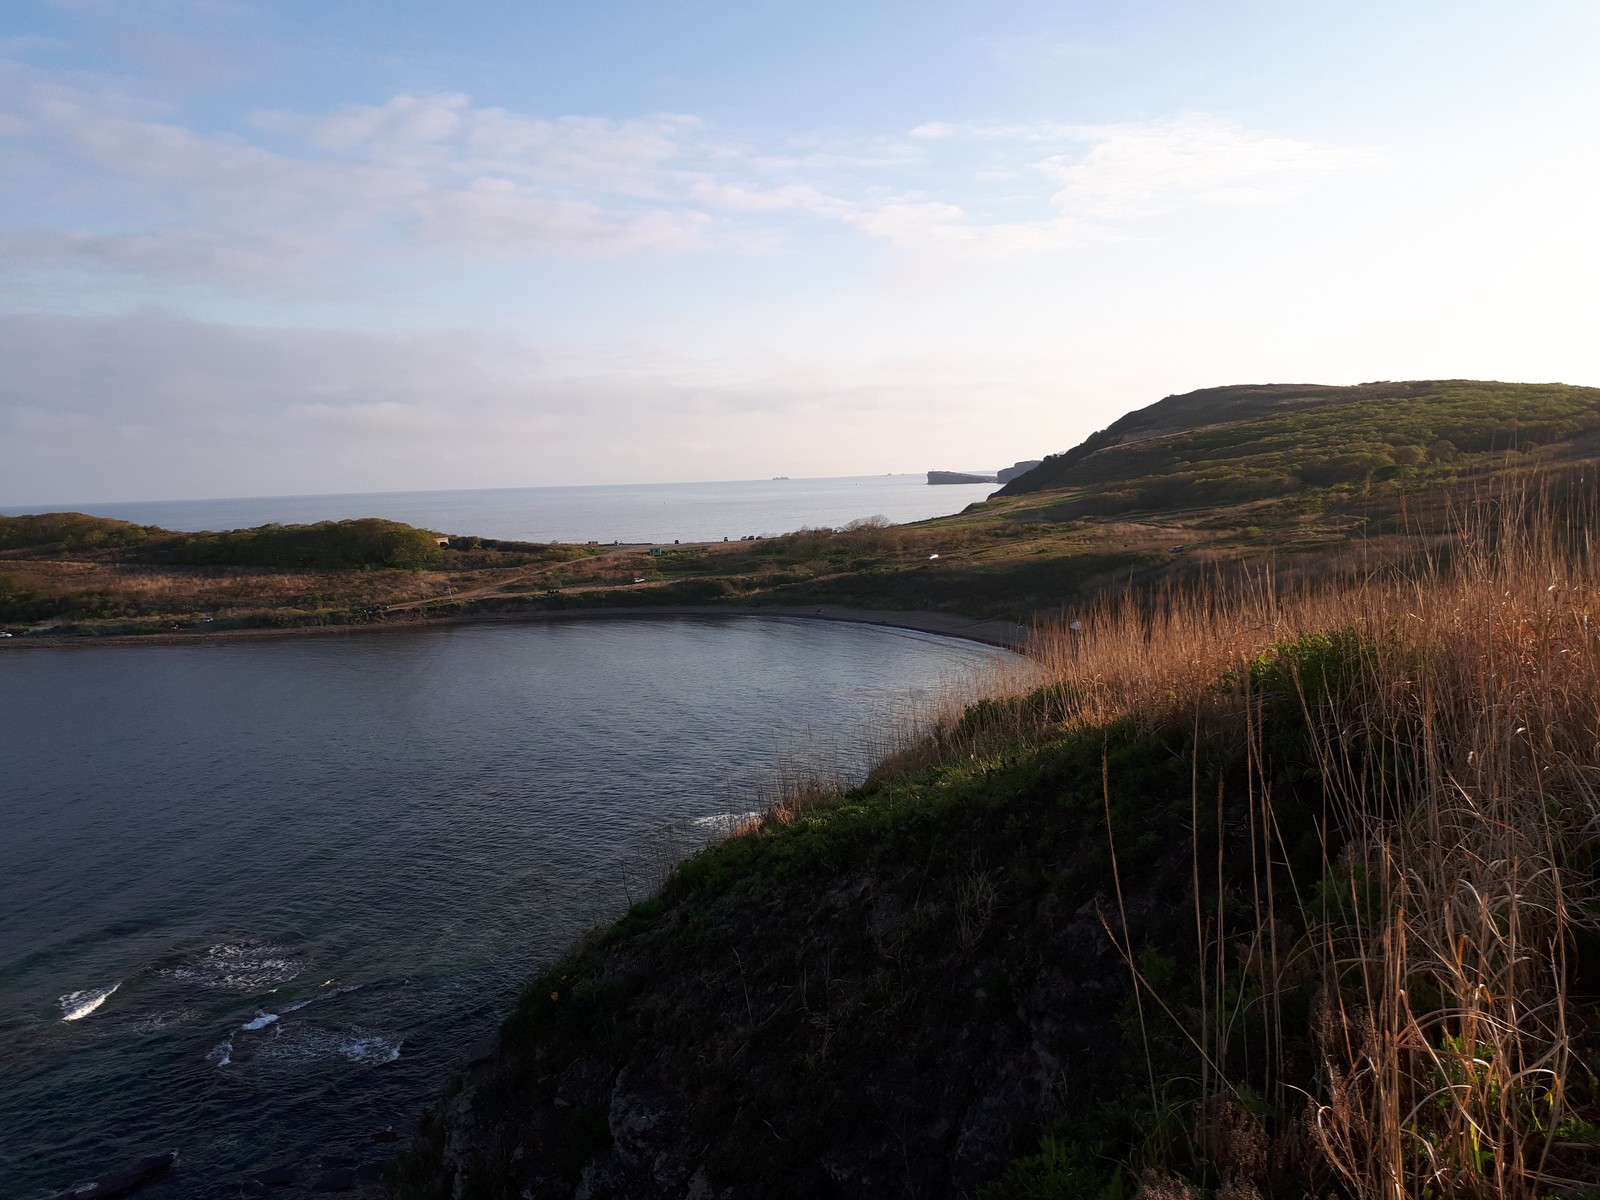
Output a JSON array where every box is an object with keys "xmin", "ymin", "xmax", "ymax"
[{"xmin": 994, "ymin": 460, "xmax": 1043, "ymax": 486}]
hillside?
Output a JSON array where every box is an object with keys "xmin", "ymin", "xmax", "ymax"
[
  {"xmin": 998, "ymin": 379, "xmax": 1600, "ymax": 505},
  {"xmin": 390, "ymin": 382, "xmax": 1600, "ymax": 1200},
  {"xmin": 398, "ymin": 478, "xmax": 1600, "ymax": 1200},
  {"xmin": 8, "ymin": 380, "xmax": 1600, "ymax": 641}
]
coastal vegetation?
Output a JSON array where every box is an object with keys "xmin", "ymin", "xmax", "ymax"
[
  {"xmin": 398, "ymin": 479, "xmax": 1600, "ymax": 1198},
  {"xmin": 174, "ymin": 518, "xmax": 444, "ymax": 570},
  {"xmin": 8, "ymin": 379, "xmax": 1597, "ymax": 640},
  {"xmin": 382, "ymin": 380, "xmax": 1600, "ymax": 1198}
]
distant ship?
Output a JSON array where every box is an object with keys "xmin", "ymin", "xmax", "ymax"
[{"xmin": 772, "ymin": 476, "xmax": 789, "ymax": 480}]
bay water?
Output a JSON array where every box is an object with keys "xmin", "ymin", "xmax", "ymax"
[{"xmin": 0, "ymin": 616, "xmax": 1010, "ymax": 1197}]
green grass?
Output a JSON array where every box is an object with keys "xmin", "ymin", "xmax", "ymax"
[{"xmin": 1002, "ymin": 380, "xmax": 1600, "ymax": 504}]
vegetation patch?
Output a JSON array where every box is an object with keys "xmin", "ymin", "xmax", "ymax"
[
  {"xmin": 176, "ymin": 518, "xmax": 444, "ymax": 569},
  {"xmin": 402, "ymin": 486, "xmax": 1600, "ymax": 1199}
]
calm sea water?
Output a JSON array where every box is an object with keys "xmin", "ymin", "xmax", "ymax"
[
  {"xmin": 0, "ymin": 617, "xmax": 1009, "ymax": 1198},
  {"xmin": 0, "ymin": 475, "xmax": 997, "ymax": 543}
]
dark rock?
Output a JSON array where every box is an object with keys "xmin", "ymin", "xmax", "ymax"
[
  {"xmin": 253, "ymin": 1164, "xmax": 297, "ymax": 1187},
  {"xmin": 310, "ymin": 1167, "xmax": 356, "ymax": 1193}
]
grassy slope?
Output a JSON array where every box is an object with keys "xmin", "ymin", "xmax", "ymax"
[
  {"xmin": 402, "ymin": 493, "xmax": 1600, "ymax": 1198},
  {"xmin": 394, "ymin": 383, "xmax": 1600, "ymax": 1199},
  {"xmin": 398, "ymin": 696, "xmax": 1295, "ymax": 1199}
]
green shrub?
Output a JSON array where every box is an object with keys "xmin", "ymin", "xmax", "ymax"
[
  {"xmin": 179, "ymin": 519, "xmax": 443, "ymax": 569},
  {"xmin": 0, "ymin": 513, "xmax": 157, "ymax": 551}
]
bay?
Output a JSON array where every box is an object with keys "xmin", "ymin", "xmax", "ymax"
[{"xmin": 0, "ymin": 616, "xmax": 1011, "ymax": 1197}]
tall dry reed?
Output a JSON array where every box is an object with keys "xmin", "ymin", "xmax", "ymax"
[{"xmin": 886, "ymin": 477, "xmax": 1600, "ymax": 1198}]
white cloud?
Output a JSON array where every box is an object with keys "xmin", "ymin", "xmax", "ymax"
[
  {"xmin": 883, "ymin": 113, "xmax": 1373, "ymax": 249},
  {"xmin": 257, "ymin": 92, "xmax": 701, "ymax": 193},
  {"xmin": 414, "ymin": 180, "xmax": 713, "ymax": 256},
  {"xmin": 1035, "ymin": 114, "xmax": 1372, "ymax": 220},
  {"xmin": 0, "ymin": 50, "xmax": 1372, "ymax": 293}
]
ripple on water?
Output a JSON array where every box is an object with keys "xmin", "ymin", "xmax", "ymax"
[
  {"xmin": 1, "ymin": 615, "xmax": 1012, "ymax": 1199},
  {"xmin": 219, "ymin": 1020, "xmax": 402, "ymax": 1067}
]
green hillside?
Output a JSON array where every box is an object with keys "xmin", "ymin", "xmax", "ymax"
[
  {"xmin": 12, "ymin": 379, "xmax": 1600, "ymax": 642},
  {"xmin": 998, "ymin": 379, "xmax": 1600, "ymax": 511}
]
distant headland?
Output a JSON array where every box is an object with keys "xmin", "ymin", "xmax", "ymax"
[{"xmin": 927, "ymin": 460, "xmax": 1041, "ymax": 485}]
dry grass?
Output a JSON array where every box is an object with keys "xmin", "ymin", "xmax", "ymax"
[
  {"xmin": 2, "ymin": 559, "xmax": 456, "ymax": 616},
  {"xmin": 878, "ymin": 478, "xmax": 1600, "ymax": 1198}
]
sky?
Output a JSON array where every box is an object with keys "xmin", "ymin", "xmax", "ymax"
[{"xmin": 2, "ymin": 1, "xmax": 1598, "ymax": 503}]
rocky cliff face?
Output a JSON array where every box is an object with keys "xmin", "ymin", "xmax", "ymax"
[{"xmin": 994, "ymin": 461, "xmax": 1043, "ymax": 486}]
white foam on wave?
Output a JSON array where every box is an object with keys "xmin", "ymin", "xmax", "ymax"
[
  {"xmin": 240, "ymin": 1011, "xmax": 278, "ymax": 1031},
  {"xmin": 206, "ymin": 1034, "xmax": 234, "ymax": 1067},
  {"xmin": 163, "ymin": 940, "xmax": 303, "ymax": 992},
  {"xmin": 59, "ymin": 982, "xmax": 120, "ymax": 1022}
]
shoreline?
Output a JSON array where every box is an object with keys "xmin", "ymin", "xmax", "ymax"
[{"xmin": 0, "ymin": 604, "xmax": 1033, "ymax": 653}]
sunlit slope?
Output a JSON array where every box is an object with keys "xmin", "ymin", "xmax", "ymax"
[{"xmin": 997, "ymin": 380, "xmax": 1600, "ymax": 512}]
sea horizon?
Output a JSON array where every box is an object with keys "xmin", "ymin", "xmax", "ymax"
[{"xmin": 0, "ymin": 473, "xmax": 1000, "ymax": 545}]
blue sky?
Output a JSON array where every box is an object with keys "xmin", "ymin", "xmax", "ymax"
[{"xmin": 3, "ymin": 0, "xmax": 1598, "ymax": 502}]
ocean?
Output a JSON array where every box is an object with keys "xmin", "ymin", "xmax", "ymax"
[{"xmin": 0, "ymin": 475, "xmax": 999, "ymax": 544}]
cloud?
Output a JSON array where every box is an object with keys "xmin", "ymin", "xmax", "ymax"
[
  {"xmin": 0, "ymin": 48, "xmax": 1372, "ymax": 294},
  {"xmin": 0, "ymin": 226, "xmax": 341, "ymax": 288},
  {"xmin": 0, "ymin": 311, "xmax": 1068, "ymax": 501},
  {"xmin": 0, "ymin": 68, "xmax": 725, "ymax": 286},
  {"xmin": 884, "ymin": 113, "xmax": 1372, "ymax": 248},
  {"xmin": 1034, "ymin": 114, "xmax": 1372, "ymax": 220},
  {"xmin": 413, "ymin": 180, "xmax": 713, "ymax": 256},
  {"xmin": 255, "ymin": 92, "xmax": 702, "ymax": 194}
]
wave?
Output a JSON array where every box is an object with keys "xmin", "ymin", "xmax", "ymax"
[
  {"xmin": 162, "ymin": 940, "xmax": 304, "ymax": 992},
  {"xmin": 206, "ymin": 1034, "xmax": 234, "ymax": 1067},
  {"xmin": 279, "ymin": 981, "xmax": 363, "ymax": 1015},
  {"xmin": 129, "ymin": 1009, "xmax": 197, "ymax": 1034},
  {"xmin": 59, "ymin": 982, "xmax": 120, "ymax": 1022},
  {"xmin": 240, "ymin": 1023, "xmax": 402, "ymax": 1066},
  {"xmin": 240, "ymin": 1011, "xmax": 279, "ymax": 1031}
]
